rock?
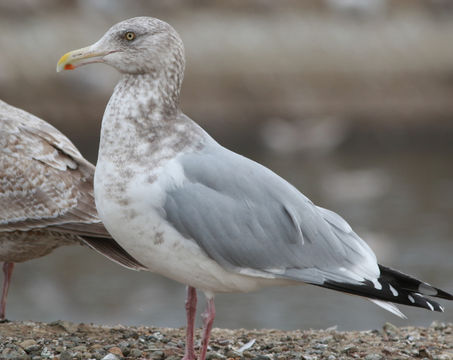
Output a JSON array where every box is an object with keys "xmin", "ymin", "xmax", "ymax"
[
  {"xmin": 59, "ymin": 351, "xmax": 73, "ymax": 360},
  {"xmin": 128, "ymin": 348, "xmax": 143, "ymax": 357},
  {"xmin": 101, "ymin": 354, "xmax": 119, "ymax": 360},
  {"xmin": 318, "ymin": 336, "xmax": 333, "ymax": 344},
  {"xmin": 383, "ymin": 322, "xmax": 399, "ymax": 337},
  {"xmin": 301, "ymin": 355, "xmax": 316, "ymax": 360},
  {"xmin": 1, "ymin": 346, "xmax": 28, "ymax": 360},
  {"xmin": 40, "ymin": 346, "xmax": 53, "ymax": 357},
  {"xmin": 365, "ymin": 354, "xmax": 383, "ymax": 360},
  {"xmin": 72, "ymin": 345, "xmax": 88, "ymax": 353},
  {"xmin": 382, "ymin": 346, "xmax": 397, "ymax": 355},
  {"xmin": 225, "ymin": 349, "xmax": 241, "ymax": 358},
  {"xmin": 150, "ymin": 350, "xmax": 165, "ymax": 359},
  {"xmin": 242, "ymin": 351, "xmax": 255, "ymax": 358},
  {"xmin": 419, "ymin": 347, "xmax": 434, "ymax": 360},
  {"xmin": 206, "ymin": 351, "xmax": 226, "ymax": 359},
  {"xmin": 49, "ymin": 320, "xmax": 79, "ymax": 333},
  {"xmin": 19, "ymin": 339, "xmax": 39, "ymax": 353},
  {"xmin": 342, "ymin": 344, "xmax": 358, "ymax": 354},
  {"xmin": 430, "ymin": 321, "xmax": 447, "ymax": 330},
  {"xmin": 118, "ymin": 341, "xmax": 130, "ymax": 355},
  {"xmin": 108, "ymin": 346, "xmax": 123, "ymax": 357},
  {"xmin": 435, "ymin": 352, "xmax": 453, "ymax": 360},
  {"xmin": 62, "ymin": 340, "xmax": 75, "ymax": 348}
]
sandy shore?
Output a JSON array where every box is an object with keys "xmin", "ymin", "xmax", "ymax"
[{"xmin": 0, "ymin": 320, "xmax": 452, "ymax": 359}]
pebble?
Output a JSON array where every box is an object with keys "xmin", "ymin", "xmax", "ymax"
[
  {"xmin": 226, "ymin": 349, "xmax": 241, "ymax": 357},
  {"xmin": 129, "ymin": 348, "xmax": 143, "ymax": 357},
  {"xmin": 301, "ymin": 355, "xmax": 316, "ymax": 360},
  {"xmin": 101, "ymin": 354, "xmax": 119, "ymax": 360},
  {"xmin": 342, "ymin": 344, "xmax": 358, "ymax": 354},
  {"xmin": 150, "ymin": 350, "xmax": 164, "ymax": 359},
  {"xmin": 19, "ymin": 339, "xmax": 39, "ymax": 352},
  {"xmin": 252, "ymin": 355, "xmax": 271, "ymax": 360},
  {"xmin": 108, "ymin": 346, "xmax": 123, "ymax": 357},
  {"xmin": 419, "ymin": 347, "xmax": 434, "ymax": 360},
  {"xmin": 364, "ymin": 354, "xmax": 383, "ymax": 360},
  {"xmin": 2, "ymin": 347, "xmax": 27, "ymax": 360},
  {"xmin": 40, "ymin": 346, "xmax": 53, "ymax": 357},
  {"xmin": 59, "ymin": 351, "xmax": 73, "ymax": 360},
  {"xmin": 49, "ymin": 320, "xmax": 79, "ymax": 334},
  {"xmin": 72, "ymin": 345, "xmax": 87, "ymax": 352},
  {"xmin": 383, "ymin": 322, "xmax": 400, "ymax": 337},
  {"xmin": 206, "ymin": 351, "xmax": 226, "ymax": 359},
  {"xmin": 435, "ymin": 352, "xmax": 453, "ymax": 360},
  {"xmin": 118, "ymin": 341, "xmax": 130, "ymax": 355}
]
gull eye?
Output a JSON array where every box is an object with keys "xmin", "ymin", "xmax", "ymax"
[{"xmin": 125, "ymin": 31, "xmax": 136, "ymax": 41}]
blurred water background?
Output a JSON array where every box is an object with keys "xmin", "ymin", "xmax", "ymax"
[{"xmin": 0, "ymin": 0, "xmax": 453, "ymax": 331}]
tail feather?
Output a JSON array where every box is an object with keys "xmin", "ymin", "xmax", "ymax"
[
  {"xmin": 316, "ymin": 264, "xmax": 452, "ymax": 314},
  {"xmin": 81, "ymin": 236, "xmax": 147, "ymax": 271},
  {"xmin": 368, "ymin": 299, "xmax": 406, "ymax": 319}
]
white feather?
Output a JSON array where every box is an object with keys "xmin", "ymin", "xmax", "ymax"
[{"xmin": 368, "ymin": 299, "xmax": 407, "ymax": 319}]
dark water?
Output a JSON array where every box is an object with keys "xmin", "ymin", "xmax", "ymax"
[{"xmin": 7, "ymin": 136, "xmax": 453, "ymax": 331}]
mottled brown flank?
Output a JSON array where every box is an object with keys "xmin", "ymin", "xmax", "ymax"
[
  {"xmin": 0, "ymin": 230, "xmax": 79, "ymax": 263},
  {"xmin": 0, "ymin": 99, "xmax": 119, "ymax": 265}
]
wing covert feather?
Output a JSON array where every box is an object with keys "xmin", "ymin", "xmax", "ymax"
[
  {"xmin": 163, "ymin": 143, "xmax": 379, "ymax": 283},
  {"xmin": 0, "ymin": 100, "xmax": 98, "ymax": 231}
]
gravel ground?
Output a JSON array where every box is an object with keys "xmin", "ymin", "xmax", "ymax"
[{"xmin": 0, "ymin": 321, "xmax": 452, "ymax": 360}]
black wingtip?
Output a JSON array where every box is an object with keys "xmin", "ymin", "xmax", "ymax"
[
  {"xmin": 429, "ymin": 286, "xmax": 453, "ymax": 301},
  {"xmin": 379, "ymin": 265, "xmax": 453, "ymax": 301},
  {"xmin": 315, "ymin": 264, "xmax": 451, "ymax": 314},
  {"xmin": 320, "ymin": 279, "xmax": 445, "ymax": 313}
]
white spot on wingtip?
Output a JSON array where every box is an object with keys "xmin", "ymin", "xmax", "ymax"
[
  {"xmin": 408, "ymin": 295, "xmax": 415, "ymax": 303},
  {"xmin": 439, "ymin": 305, "xmax": 445, "ymax": 312},
  {"xmin": 427, "ymin": 302, "xmax": 434, "ymax": 311},
  {"xmin": 371, "ymin": 278, "xmax": 382, "ymax": 290},
  {"xmin": 389, "ymin": 284, "xmax": 398, "ymax": 297}
]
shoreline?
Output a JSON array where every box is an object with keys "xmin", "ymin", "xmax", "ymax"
[{"xmin": 0, "ymin": 320, "xmax": 452, "ymax": 359}]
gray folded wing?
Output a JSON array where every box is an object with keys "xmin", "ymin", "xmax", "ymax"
[{"xmin": 163, "ymin": 142, "xmax": 379, "ymax": 285}]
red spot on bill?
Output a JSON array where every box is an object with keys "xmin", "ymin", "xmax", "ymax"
[{"xmin": 64, "ymin": 64, "xmax": 75, "ymax": 70}]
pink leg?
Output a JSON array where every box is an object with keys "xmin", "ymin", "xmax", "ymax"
[
  {"xmin": 1, "ymin": 262, "xmax": 14, "ymax": 320},
  {"xmin": 199, "ymin": 296, "xmax": 216, "ymax": 360},
  {"xmin": 182, "ymin": 286, "xmax": 197, "ymax": 360}
]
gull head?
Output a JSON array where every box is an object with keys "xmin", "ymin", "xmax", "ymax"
[{"xmin": 57, "ymin": 17, "xmax": 185, "ymax": 76}]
